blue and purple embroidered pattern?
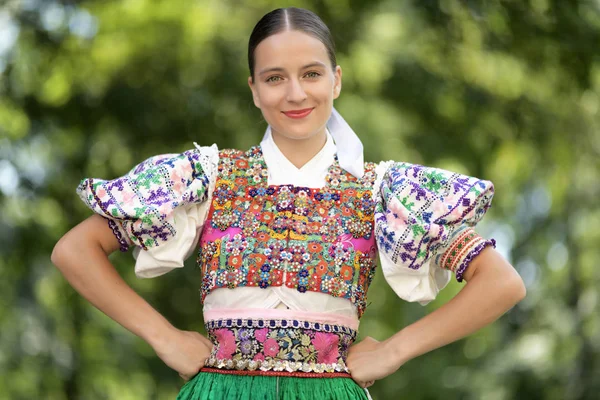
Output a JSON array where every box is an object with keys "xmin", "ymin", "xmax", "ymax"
[
  {"xmin": 374, "ymin": 162, "xmax": 495, "ymax": 275},
  {"xmin": 76, "ymin": 150, "xmax": 210, "ymax": 251}
]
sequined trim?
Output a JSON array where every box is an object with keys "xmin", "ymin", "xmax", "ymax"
[
  {"xmin": 107, "ymin": 219, "xmax": 129, "ymax": 252},
  {"xmin": 204, "ymin": 358, "xmax": 350, "ymax": 374},
  {"xmin": 205, "ymin": 317, "xmax": 356, "ymax": 375},
  {"xmin": 200, "ymin": 367, "xmax": 352, "ymax": 379}
]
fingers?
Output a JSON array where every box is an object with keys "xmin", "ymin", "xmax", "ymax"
[
  {"xmin": 350, "ymin": 371, "xmax": 375, "ymax": 389},
  {"xmin": 178, "ymin": 360, "xmax": 206, "ymax": 382},
  {"xmin": 195, "ymin": 332, "xmax": 214, "ymax": 348},
  {"xmin": 355, "ymin": 379, "xmax": 376, "ymax": 389},
  {"xmin": 350, "ymin": 336, "xmax": 380, "ymax": 353},
  {"xmin": 179, "ymin": 372, "xmax": 191, "ymax": 382}
]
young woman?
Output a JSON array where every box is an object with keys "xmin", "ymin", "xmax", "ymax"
[{"xmin": 51, "ymin": 7, "xmax": 526, "ymax": 400}]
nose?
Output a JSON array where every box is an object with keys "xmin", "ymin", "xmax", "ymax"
[{"xmin": 286, "ymin": 78, "xmax": 307, "ymax": 103}]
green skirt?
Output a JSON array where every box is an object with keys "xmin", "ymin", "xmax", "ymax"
[{"xmin": 177, "ymin": 372, "xmax": 370, "ymax": 400}]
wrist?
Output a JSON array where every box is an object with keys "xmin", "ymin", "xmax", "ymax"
[
  {"xmin": 143, "ymin": 321, "xmax": 180, "ymax": 350},
  {"xmin": 383, "ymin": 329, "xmax": 412, "ymax": 368}
]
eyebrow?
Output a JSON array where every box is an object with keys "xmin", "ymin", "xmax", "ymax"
[{"xmin": 258, "ymin": 62, "xmax": 327, "ymax": 76}]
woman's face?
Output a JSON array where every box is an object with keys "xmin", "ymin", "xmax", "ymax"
[{"xmin": 248, "ymin": 30, "xmax": 342, "ymax": 142}]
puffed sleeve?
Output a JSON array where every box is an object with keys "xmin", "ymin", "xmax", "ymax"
[
  {"xmin": 76, "ymin": 143, "xmax": 219, "ymax": 278},
  {"xmin": 373, "ymin": 160, "xmax": 496, "ymax": 304}
]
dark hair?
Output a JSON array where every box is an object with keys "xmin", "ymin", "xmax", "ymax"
[{"xmin": 248, "ymin": 7, "xmax": 337, "ymax": 81}]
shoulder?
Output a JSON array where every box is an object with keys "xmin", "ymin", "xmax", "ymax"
[{"xmin": 374, "ymin": 160, "xmax": 494, "ymax": 201}]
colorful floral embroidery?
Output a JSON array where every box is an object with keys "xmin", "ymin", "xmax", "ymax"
[
  {"xmin": 77, "ymin": 150, "xmax": 211, "ymax": 250},
  {"xmin": 198, "ymin": 147, "xmax": 378, "ymax": 317},
  {"xmin": 204, "ymin": 318, "xmax": 356, "ymax": 373},
  {"xmin": 374, "ymin": 162, "xmax": 495, "ymax": 275}
]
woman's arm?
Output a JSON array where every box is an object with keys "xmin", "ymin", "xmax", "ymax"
[
  {"xmin": 347, "ymin": 248, "xmax": 526, "ymax": 386},
  {"xmin": 51, "ymin": 215, "xmax": 212, "ymax": 380}
]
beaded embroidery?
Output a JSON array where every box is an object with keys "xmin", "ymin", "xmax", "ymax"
[
  {"xmin": 198, "ymin": 147, "xmax": 378, "ymax": 317},
  {"xmin": 204, "ymin": 318, "xmax": 356, "ymax": 374}
]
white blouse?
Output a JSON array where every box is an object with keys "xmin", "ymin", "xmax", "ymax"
[
  {"xmin": 78, "ymin": 129, "xmax": 495, "ymax": 322},
  {"xmin": 135, "ymin": 130, "xmax": 361, "ymax": 318}
]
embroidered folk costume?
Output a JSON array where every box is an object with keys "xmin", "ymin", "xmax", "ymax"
[{"xmin": 77, "ymin": 111, "xmax": 495, "ymax": 399}]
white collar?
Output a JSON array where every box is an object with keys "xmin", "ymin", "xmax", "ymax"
[
  {"xmin": 260, "ymin": 127, "xmax": 336, "ymax": 187},
  {"xmin": 260, "ymin": 107, "xmax": 364, "ymax": 179}
]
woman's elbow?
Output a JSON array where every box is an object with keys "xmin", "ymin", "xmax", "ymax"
[
  {"xmin": 52, "ymin": 216, "xmax": 117, "ymax": 269},
  {"xmin": 499, "ymin": 268, "xmax": 526, "ymax": 307},
  {"xmin": 51, "ymin": 229, "xmax": 85, "ymax": 272},
  {"xmin": 51, "ymin": 235, "xmax": 72, "ymax": 271},
  {"xmin": 509, "ymin": 274, "xmax": 526, "ymax": 304}
]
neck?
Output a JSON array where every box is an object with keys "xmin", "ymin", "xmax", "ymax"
[{"xmin": 270, "ymin": 129, "xmax": 328, "ymax": 169}]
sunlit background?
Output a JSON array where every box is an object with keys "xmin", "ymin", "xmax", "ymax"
[{"xmin": 1, "ymin": 0, "xmax": 599, "ymax": 399}]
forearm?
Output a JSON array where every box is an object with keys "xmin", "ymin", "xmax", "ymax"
[
  {"xmin": 386, "ymin": 248, "xmax": 525, "ymax": 365},
  {"xmin": 51, "ymin": 218, "xmax": 176, "ymax": 349}
]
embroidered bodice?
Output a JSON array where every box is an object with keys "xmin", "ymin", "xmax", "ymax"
[{"xmin": 198, "ymin": 146, "xmax": 378, "ymax": 317}]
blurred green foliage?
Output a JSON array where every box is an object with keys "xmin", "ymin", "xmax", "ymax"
[{"xmin": 1, "ymin": 0, "xmax": 599, "ymax": 399}]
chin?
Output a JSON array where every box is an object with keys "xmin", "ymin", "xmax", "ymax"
[
  {"xmin": 275, "ymin": 125, "xmax": 324, "ymax": 141},
  {"xmin": 271, "ymin": 116, "xmax": 327, "ymax": 141}
]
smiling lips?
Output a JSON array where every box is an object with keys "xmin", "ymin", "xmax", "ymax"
[{"xmin": 282, "ymin": 108, "xmax": 314, "ymax": 119}]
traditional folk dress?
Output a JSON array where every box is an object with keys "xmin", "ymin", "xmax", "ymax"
[{"xmin": 77, "ymin": 128, "xmax": 495, "ymax": 399}]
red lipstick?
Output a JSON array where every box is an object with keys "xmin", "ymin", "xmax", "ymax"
[{"xmin": 282, "ymin": 108, "xmax": 314, "ymax": 119}]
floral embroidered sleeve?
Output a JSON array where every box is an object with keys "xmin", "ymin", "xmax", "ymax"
[
  {"xmin": 373, "ymin": 160, "xmax": 495, "ymax": 304},
  {"xmin": 76, "ymin": 143, "xmax": 219, "ymax": 277}
]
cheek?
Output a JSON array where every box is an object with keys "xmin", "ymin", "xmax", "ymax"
[
  {"xmin": 256, "ymin": 87, "xmax": 284, "ymax": 109},
  {"xmin": 311, "ymin": 78, "xmax": 335, "ymax": 96},
  {"xmin": 312, "ymin": 83, "xmax": 335, "ymax": 104}
]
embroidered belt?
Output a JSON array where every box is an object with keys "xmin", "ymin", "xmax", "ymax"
[{"xmin": 203, "ymin": 317, "xmax": 356, "ymax": 377}]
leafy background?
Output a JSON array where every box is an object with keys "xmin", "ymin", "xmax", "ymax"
[{"xmin": 1, "ymin": 0, "xmax": 598, "ymax": 399}]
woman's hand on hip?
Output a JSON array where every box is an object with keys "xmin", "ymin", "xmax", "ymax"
[
  {"xmin": 346, "ymin": 336, "xmax": 401, "ymax": 388},
  {"xmin": 152, "ymin": 328, "xmax": 213, "ymax": 381}
]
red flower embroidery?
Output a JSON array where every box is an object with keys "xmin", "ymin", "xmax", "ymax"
[
  {"xmin": 263, "ymin": 338, "xmax": 279, "ymax": 357},
  {"xmin": 340, "ymin": 265, "xmax": 353, "ymax": 281},
  {"xmin": 256, "ymin": 231, "xmax": 270, "ymax": 242},
  {"xmin": 229, "ymin": 255, "xmax": 242, "ymax": 267},
  {"xmin": 308, "ymin": 242, "xmax": 323, "ymax": 253},
  {"xmin": 235, "ymin": 159, "xmax": 249, "ymax": 169},
  {"xmin": 315, "ymin": 260, "xmax": 328, "ymax": 276}
]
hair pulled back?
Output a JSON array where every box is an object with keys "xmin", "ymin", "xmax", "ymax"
[{"xmin": 248, "ymin": 7, "xmax": 337, "ymax": 81}]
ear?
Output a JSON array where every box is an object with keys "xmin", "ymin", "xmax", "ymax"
[
  {"xmin": 248, "ymin": 76, "xmax": 260, "ymax": 108},
  {"xmin": 333, "ymin": 65, "xmax": 342, "ymax": 99}
]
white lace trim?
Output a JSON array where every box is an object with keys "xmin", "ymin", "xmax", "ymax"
[
  {"xmin": 371, "ymin": 160, "xmax": 395, "ymax": 202},
  {"xmin": 193, "ymin": 141, "xmax": 219, "ymax": 225}
]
